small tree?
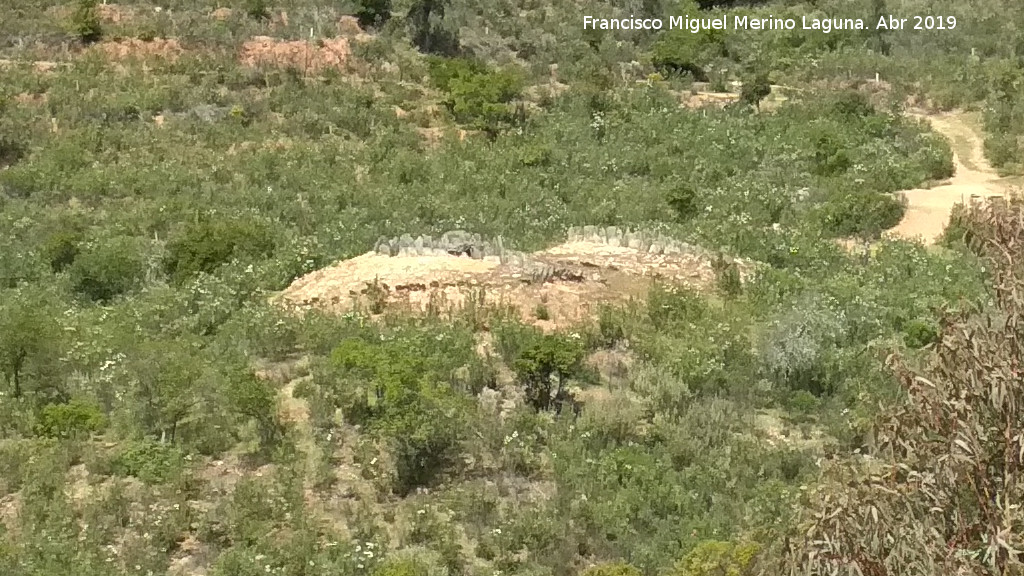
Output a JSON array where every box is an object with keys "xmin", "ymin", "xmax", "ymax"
[
  {"xmin": 740, "ymin": 72, "xmax": 772, "ymax": 111},
  {"xmin": 355, "ymin": 0, "xmax": 392, "ymax": 29},
  {"xmin": 71, "ymin": 0, "xmax": 103, "ymax": 44},
  {"xmin": 244, "ymin": 0, "xmax": 271, "ymax": 21},
  {"xmin": 512, "ymin": 334, "xmax": 587, "ymax": 412},
  {"xmin": 0, "ymin": 289, "xmax": 62, "ymax": 400},
  {"xmin": 407, "ymin": 0, "xmax": 459, "ymax": 56}
]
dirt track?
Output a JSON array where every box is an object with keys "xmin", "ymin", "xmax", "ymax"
[{"xmin": 887, "ymin": 111, "xmax": 1017, "ymax": 243}]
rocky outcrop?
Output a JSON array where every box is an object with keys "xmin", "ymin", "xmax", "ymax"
[{"xmin": 566, "ymin": 225, "xmax": 707, "ymax": 256}]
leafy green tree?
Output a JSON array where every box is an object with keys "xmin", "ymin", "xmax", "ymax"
[
  {"xmin": 34, "ymin": 400, "xmax": 105, "ymax": 439},
  {"xmin": 70, "ymin": 0, "xmax": 102, "ymax": 44},
  {"xmin": 407, "ymin": 0, "xmax": 459, "ymax": 56},
  {"xmin": 0, "ymin": 289, "xmax": 63, "ymax": 400},
  {"xmin": 739, "ymin": 72, "xmax": 771, "ymax": 111},
  {"xmin": 668, "ymin": 182, "xmax": 701, "ymax": 222},
  {"xmin": 244, "ymin": 0, "xmax": 271, "ymax": 21},
  {"xmin": 355, "ymin": 0, "xmax": 392, "ymax": 29},
  {"xmin": 68, "ymin": 236, "xmax": 147, "ymax": 302},
  {"xmin": 512, "ymin": 333, "xmax": 587, "ymax": 412},
  {"xmin": 819, "ymin": 191, "xmax": 905, "ymax": 239},
  {"xmin": 164, "ymin": 217, "xmax": 275, "ymax": 283},
  {"xmin": 126, "ymin": 340, "xmax": 205, "ymax": 443},
  {"xmin": 325, "ymin": 332, "xmax": 472, "ymax": 494},
  {"xmin": 651, "ymin": 28, "xmax": 728, "ymax": 81},
  {"xmin": 41, "ymin": 229, "xmax": 82, "ymax": 273},
  {"xmin": 225, "ymin": 370, "xmax": 284, "ymax": 451}
]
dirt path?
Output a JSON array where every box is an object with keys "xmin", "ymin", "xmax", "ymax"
[{"xmin": 886, "ymin": 110, "xmax": 1016, "ymax": 243}]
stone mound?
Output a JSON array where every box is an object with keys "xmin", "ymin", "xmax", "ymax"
[{"xmin": 277, "ymin": 228, "xmax": 758, "ymax": 330}]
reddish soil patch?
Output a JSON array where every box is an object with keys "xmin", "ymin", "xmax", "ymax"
[
  {"xmin": 239, "ymin": 36, "xmax": 351, "ymax": 74},
  {"xmin": 13, "ymin": 92, "xmax": 47, "ymax": 105},
  {"xmin": 94, "ymin": 38, "xmax": 184, "ymax": 61},
  {"xmin": 97, "ymin": 3, "xmax": 136, "ymax": 23},
  {"xmin": 337, "ymin": 16, "xmax": 364, "ymax": 36},
  {"xmin": 211, "ymin": 7, "xmax": 233, "ymax": 21}
]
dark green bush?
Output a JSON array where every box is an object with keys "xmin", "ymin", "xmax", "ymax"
[
  {"xmin": 69, "ymin": 236, "xmax": 147, "ymax": 302},
  {"xmin": 70, "ymin": 0, "xmax": 103, "ymax": 44},
  {"xmin": 819, "ymin": 192, "xmax": 905, "ymax": 239},
  {"xmin": 164, "ymin": 217, "xmax": 275, "ymax": 282}
]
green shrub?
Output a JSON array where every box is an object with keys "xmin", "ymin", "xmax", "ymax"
[
  {"xmin": 512, "ymin": 333, "xmax": 588, "ymax": 412},
  {"xmin": 68, "ymin": 236, "xmax": 147, "ymax": 302},
  {"xmin": 244, "ymin": 0, "xmax": 271, "ymax": 20},
  {"xmin": 34, "ymin": 400, "xmax": 106, "ymax": 439},
  {"xmin": 110, "ymin": 440, "xmax": 184, "ymax": 484},
  {"xmin": 739, "ymin": 73, "xmax": 771, "ymax": 110},
  {"xmin": 70, "ymin": 0, "xmax": 103, "ymax": 44},
  {"xmin": 355, "ymin": 0, "xmax": 392, "ymax": 29},
  {"xmin": 650, "ymin": 29, "xmax": 728, "ymax": 81},
  {"xmin": 41, "ymin": 229, "xmax": 82, "ymax": 273},
  {"xmin": 903, "ymin": 318, "xmax": 939, "ymax": 348},
  {"xmin": 818, "ymin": 192, "xmax": 905, "ymax": 239},
  {"xmin": 672, "ymin": 540, "xmax": 761, "ymax": 576},
  {"xmin": 164, "ymin": 217, "xmax": 275, "ymax": 282}
]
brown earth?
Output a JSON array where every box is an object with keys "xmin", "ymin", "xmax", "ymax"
[
  {"xmin": 239, "ymin": 36, "xmax": 351, "ymax": 74},
  {"xmin": 94, "ymin": 38, "xmax": 184, "ymax": 61},
  {"xmin": 96, "ymin": 3, "xmax": 136, "ymax": 23},
  {"xmin": 277, "ymin": 239, "xmax": 755, "ymax": 331},
  {"xmin": 886, "ymin": 110, "xmax": 1018, "ymax": 243}
]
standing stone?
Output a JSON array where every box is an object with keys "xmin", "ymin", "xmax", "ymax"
[
  {"xmin": 567, "ymin": 226, "xmax": 582, "ymax": 242},
  {"xmin": 413, "ymin": 235, "xmax": 425, "ymax": 255},
  {"xmin": 604, "ymin": 226, "xmax": 619, "ymax": 244},
  {"xmin": 625, "ymin": 230, "xmax": 642, "ymax": 249},
  {"xmin": 388, "ymin": 239, "xmax": 400, "ymax": 257},
  {"xmin": 375, "ymin": 236, "xmax": 390, "ymax": 255},
  {"xmin": 584, "ymin": 225, "xmax": 602, "ymax": 243}
]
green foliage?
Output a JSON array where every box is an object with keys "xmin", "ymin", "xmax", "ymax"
[
  {"xmin": 41, "ymin": 229, "xmax": 82, "ymax": 273},
  {"xmin": 651, "ymin": 28, "xmax": 728, "ymax": 81},
  {"xmin": 70, "ymin": 0, "xmax": 102, "ymax": 44},
  {"xmin": 244, "ymin": 0, "xmax": 271, "ymax": 21},
  {"xmin": 739, "ymin": 73, "xmax": 771, "ymax": 109},
  {"xmin": 512, "ymin": 333, "xmax": 588, "ymax": 412},
  {"xmin": 712, "ymin": 254, "xmax": 743, "ymax": 299},
  {"xmin": 672, "ymin": 540, "xmax": 761, "ymax": 576},
  {"xmin": 69, "ymin": 236, "xmax": 147, "ymax": 302},
  {"xmin": 817, "ymin": 191, "xmax": 905, "ymax": 239},
  {"xmin": 319, "ymin": 327, "xmax": 476, "ymax": 494},
  {"xmin": 164, "ymin": 217, "xmax": 276, "ymax": 283},
  {"xmin": 110, "ymin": 440, "xmax": 184, "ymax": 484},
  {"xmin": 355, "ymin": 0, "xmax": 393, "ymax": 29},
  {"xmin": 667, "ymin": 182, "xmax": 701, "ymax": 222},
  {"xmin": 428, "ymin": 58, "xmax": 524, "ymax": 135},
  {"xmin": 34, "ymin": 400, "xmax": 105, "ymax": 440},
  {"xmin": 0, "ymin": 288, "xmax": 63, "ymax": 400},
  {"xmin": 407, "ymin": 0, "xmax": 460, "ymax": 56}
]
